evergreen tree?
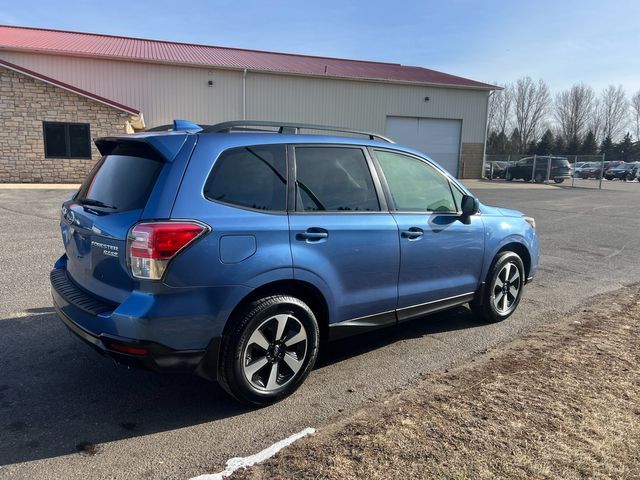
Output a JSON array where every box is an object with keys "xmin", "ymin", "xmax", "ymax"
[
  {"xmin": 536, "ymin": 129, "xmax": 554, "ymax": 154},
  {"xmin": 600, "ymin": 135, "xmax": 614, "ymax": 158},
  {"xmin": 566, "ymin": 135, "xmax": 580, "ymax": 155},
  {"xmin": 487, "ymin": 131, "xmax": 499, "ymax": 154},
  {"xmin": 495, "ymin": 131, "xmax": 509, "ymax": 154},
  {"xmin": 553, "ymin": 135, "xmax": 566, "ymax": 155},
  {"xmin": 509, "ymin": 128, "xmax": 521, "ymax": 153},
  {"xmin": 580, "ymin": 131, "xmax": 598, "ymax": 155},
  {"xmin": 615, "ymin": 133, "xmax": 634, "ymax": 161}
]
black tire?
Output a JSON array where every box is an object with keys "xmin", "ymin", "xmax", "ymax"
[
  {"xmin": 219, "ymin": 295, "xmax": 319, "ymax": 405},
  {"xmin": 470, "ymin": 251, "xmax": 525, "ymax": 323},
  {"xmin": 554, "ymin": 178, "xmax": 564, "ymax": 184}
]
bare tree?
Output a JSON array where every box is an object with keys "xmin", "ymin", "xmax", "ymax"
[
  {"xmin": 600, "ymin": 85, "xmax": 629, "ymax": 141},
  {"xmin": 554, "ymin": 83, "xmax": 594, "ymax": 142},
  {"xmin": 487, "ymin": 82, "xmax": 513, "ymax": 134},
  {"xmin": 631, "ymin": 90, "xmax": 640, "ymax": 140},
  {"xmin": 587, "ymin": 97, "xmax": 605, "ymax": 143},
  {"xmin": 513, "ymin": 77, "xmax": 551, "ymax": 151}
]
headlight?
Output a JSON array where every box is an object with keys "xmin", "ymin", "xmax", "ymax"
[{"xmin": 523, "ymin": 216, "xmax": 536, "ymax": 231}]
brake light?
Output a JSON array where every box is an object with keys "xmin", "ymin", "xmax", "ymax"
[{"xmin": 128, "ymin": 221, "xmax": 208, "ymax": 280}]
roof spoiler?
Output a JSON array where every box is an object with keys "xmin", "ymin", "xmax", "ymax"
[
  {"xmin": 95, "ymin": 134, "xmax": 189, "ymax": 162},
  {"xmin": 145, "ymin": 119, "xmax": 203, "ymax": 133}
]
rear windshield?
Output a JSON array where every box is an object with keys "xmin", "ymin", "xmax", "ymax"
[
  {"xmin": 552, "ymin": 159, "xmax": 570, "ymax": 167},
  {"xmin": 77, "ymin": 154, "xmax": 163, "ymax": 211}
]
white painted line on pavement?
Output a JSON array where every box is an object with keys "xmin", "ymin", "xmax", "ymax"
[{"xmin": 189, "ymin": 427, "xmax": 315, "ymax": 480}]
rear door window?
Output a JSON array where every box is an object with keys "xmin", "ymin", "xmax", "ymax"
[
  {"xmin": 77, "ymin": 149, "xmax": 163, "ymax": 212},
  {"xmin": 294, "ymin": 147, "xmax": 380, "ymax": 212},
  {"xmin": 204, "ymin": 144, "xmax": 287, "ymax": 211}
]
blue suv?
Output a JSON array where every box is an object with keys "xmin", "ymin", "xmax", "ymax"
[{"xmin": 51, "ymin": 120, "xmax": 539, "ymax": 405}]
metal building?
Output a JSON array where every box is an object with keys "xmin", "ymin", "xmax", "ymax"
[{"xmin": 0, "ymin": 25, "xmax": 496, "ymax": 182}]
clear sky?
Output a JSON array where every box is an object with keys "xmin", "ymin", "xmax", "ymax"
[{"xmin": 1, "ymin": 0, "xmax": 639, "ymax": 94}]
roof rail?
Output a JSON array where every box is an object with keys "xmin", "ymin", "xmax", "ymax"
[{"xmin": 201, "ymin": 120, "xmax": 394, "ymax": 143}]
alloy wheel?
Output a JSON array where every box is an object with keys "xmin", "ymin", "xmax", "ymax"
[
  {"xmin": 242, "ymin": 314, "xmax": 308, "ymax": 392},
  {"xmin": 492, "ymin": 262, "xmax": 521, "ymax": 315}
]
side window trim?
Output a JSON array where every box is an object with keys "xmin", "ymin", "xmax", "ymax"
[
  {"xmin": 369, "ymin": 147, "xmax": 463, "ymax": 215},
  {"xmin": 290, "ymin": 144, "xmax": 388, "ymax": 214}
]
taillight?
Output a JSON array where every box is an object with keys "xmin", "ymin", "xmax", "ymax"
[{"xmin": 127, "ymin": 221, "xmax": 208, "ymax": 280}]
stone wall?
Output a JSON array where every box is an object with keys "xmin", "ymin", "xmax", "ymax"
[
  {"xmin": 0, "ymin": 66, "xmax": 128, "ymax": 183},
  {"xmin": 460, "ymin": 143, "xmax": 484, "ymax": 179}
]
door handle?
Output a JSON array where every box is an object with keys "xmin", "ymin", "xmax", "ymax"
[
  {"xmin": 401, "ymin": 227, "xmax": 424, "ymax": 240},
  {"xmin": 296, "ymin": 228, "xmax": 329, "ymax": 242}
]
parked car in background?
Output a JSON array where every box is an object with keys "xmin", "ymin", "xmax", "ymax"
[
  {"xmin": 505, "ymin": 156, "xmax": 571, "ymax": 183},
  {"xmin": 50, "ymin": 120, "xmax": 539, "ymax": 405},
  {"xmin": 572, "ymin": 162, "xmax": 588, "ymax": 176},
  {"xmin": 603, "ymin": 162, "xmax": 640, "ymax": 181},
  {"xmin": 579, "ymin": 162, "xmax": 604, "ymax": 179},
  {"xmin": 602, "ymin": 161, "xmax": 624, "ymax": 178},
  {"xmin": 484, "ymin": 161, "xmax": 508, "ymax": 179}
]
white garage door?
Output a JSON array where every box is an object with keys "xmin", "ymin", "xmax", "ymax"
[{"xmin": 385, "ymin": 117, "xmax": 462, "ymax": 176}]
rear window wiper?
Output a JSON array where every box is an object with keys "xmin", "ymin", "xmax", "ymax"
[{"xmin": 78, "ymin": 198, "xmax": 117, "ymax": 210}]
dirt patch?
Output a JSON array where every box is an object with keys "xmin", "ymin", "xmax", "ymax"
[{"xmin": 233, "ymin": 286, "xmax": 640, "ymax": 480}]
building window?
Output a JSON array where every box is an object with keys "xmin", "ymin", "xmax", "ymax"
[{"xmin": 43, "ymin": 122, "xmax": 91, "ymax": 159}]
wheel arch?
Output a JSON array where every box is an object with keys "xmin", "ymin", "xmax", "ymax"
[
  {"xmin": 495, "ymin": 241, "xmax": 531, "ymax": 280},
  {"xmin": 198, "ymin": 278, "xmax": 330, "ymax": 382},
  {"xmin": 222, "ymin": 279, "xmax": 330, "ymax": 343}
]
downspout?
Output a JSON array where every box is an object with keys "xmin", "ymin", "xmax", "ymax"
[
  {"xmin": 242, "ymin": 69, "xmax": 247, "ymax": 120},
  {"xmin": 481, "ymin": 90, "xmax": 495, "ymax": 179}
]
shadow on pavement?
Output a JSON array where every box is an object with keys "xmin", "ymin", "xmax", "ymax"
[
  {"xmin": 0, "ymin": 311, "xmax": 248, "ymax": 466},
  {"xmin": 0, "ymin": 305, "xmax": 479, "ymax": 466},
  {"xmin": 319, "ymin": 306, "xmax": 480, "ymax": 367}
]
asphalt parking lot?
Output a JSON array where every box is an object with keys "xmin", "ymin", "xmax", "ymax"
[{"xmin": 1, "ymin": 180, "xmax": 639, "ymax": 480}]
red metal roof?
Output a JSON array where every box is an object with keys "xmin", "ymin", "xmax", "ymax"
[
  {"xmin": 0, "ymin": 25, "xmax": 496, "ymax": 90},
  {"xmin": 0, "ymin": 58, "xmax": 140, "ymax": 114}
]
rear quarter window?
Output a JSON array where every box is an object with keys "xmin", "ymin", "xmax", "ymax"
[{"xmin": 204, "ymin": 144, "xmax": 287, "ymax": 211}]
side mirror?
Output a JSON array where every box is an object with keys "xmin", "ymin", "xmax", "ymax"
[{"xmin": 461, "ymin": 195, "xmax": 479, "ymax": 216}]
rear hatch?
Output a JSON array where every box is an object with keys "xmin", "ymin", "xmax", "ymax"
[{"xmin": 60, "ymin": 136, "xmax": 190, "ymax": 304}]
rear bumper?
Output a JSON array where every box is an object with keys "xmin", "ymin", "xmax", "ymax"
[{"xmin": 50, "ymin": 265, "xmax": 220, "ymax": 379}]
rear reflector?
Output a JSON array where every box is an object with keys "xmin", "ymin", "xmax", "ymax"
[
  {"xmin": 128, "ymin": 221, "xmax": 208, "ymax": 280},
  {"xmin": 106, "ymin": 341, "xmax": 148, "ymax": 356}
]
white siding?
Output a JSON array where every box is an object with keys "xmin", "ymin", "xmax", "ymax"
[
  {"xmin": 245, "ymin": 72, "xmax": 488, "ymax": 143},
  {"xmin": 0, "ymin": 51, "xmax": 489, "ymax": 143},
  {"xmin": 0, "ymin": 51, "xmax": 243, "ymax": 126}
]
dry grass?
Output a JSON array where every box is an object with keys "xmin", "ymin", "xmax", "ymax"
[{"xmin": 233, "ymin": 286, "xmax": 640, "ymax": 480}]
